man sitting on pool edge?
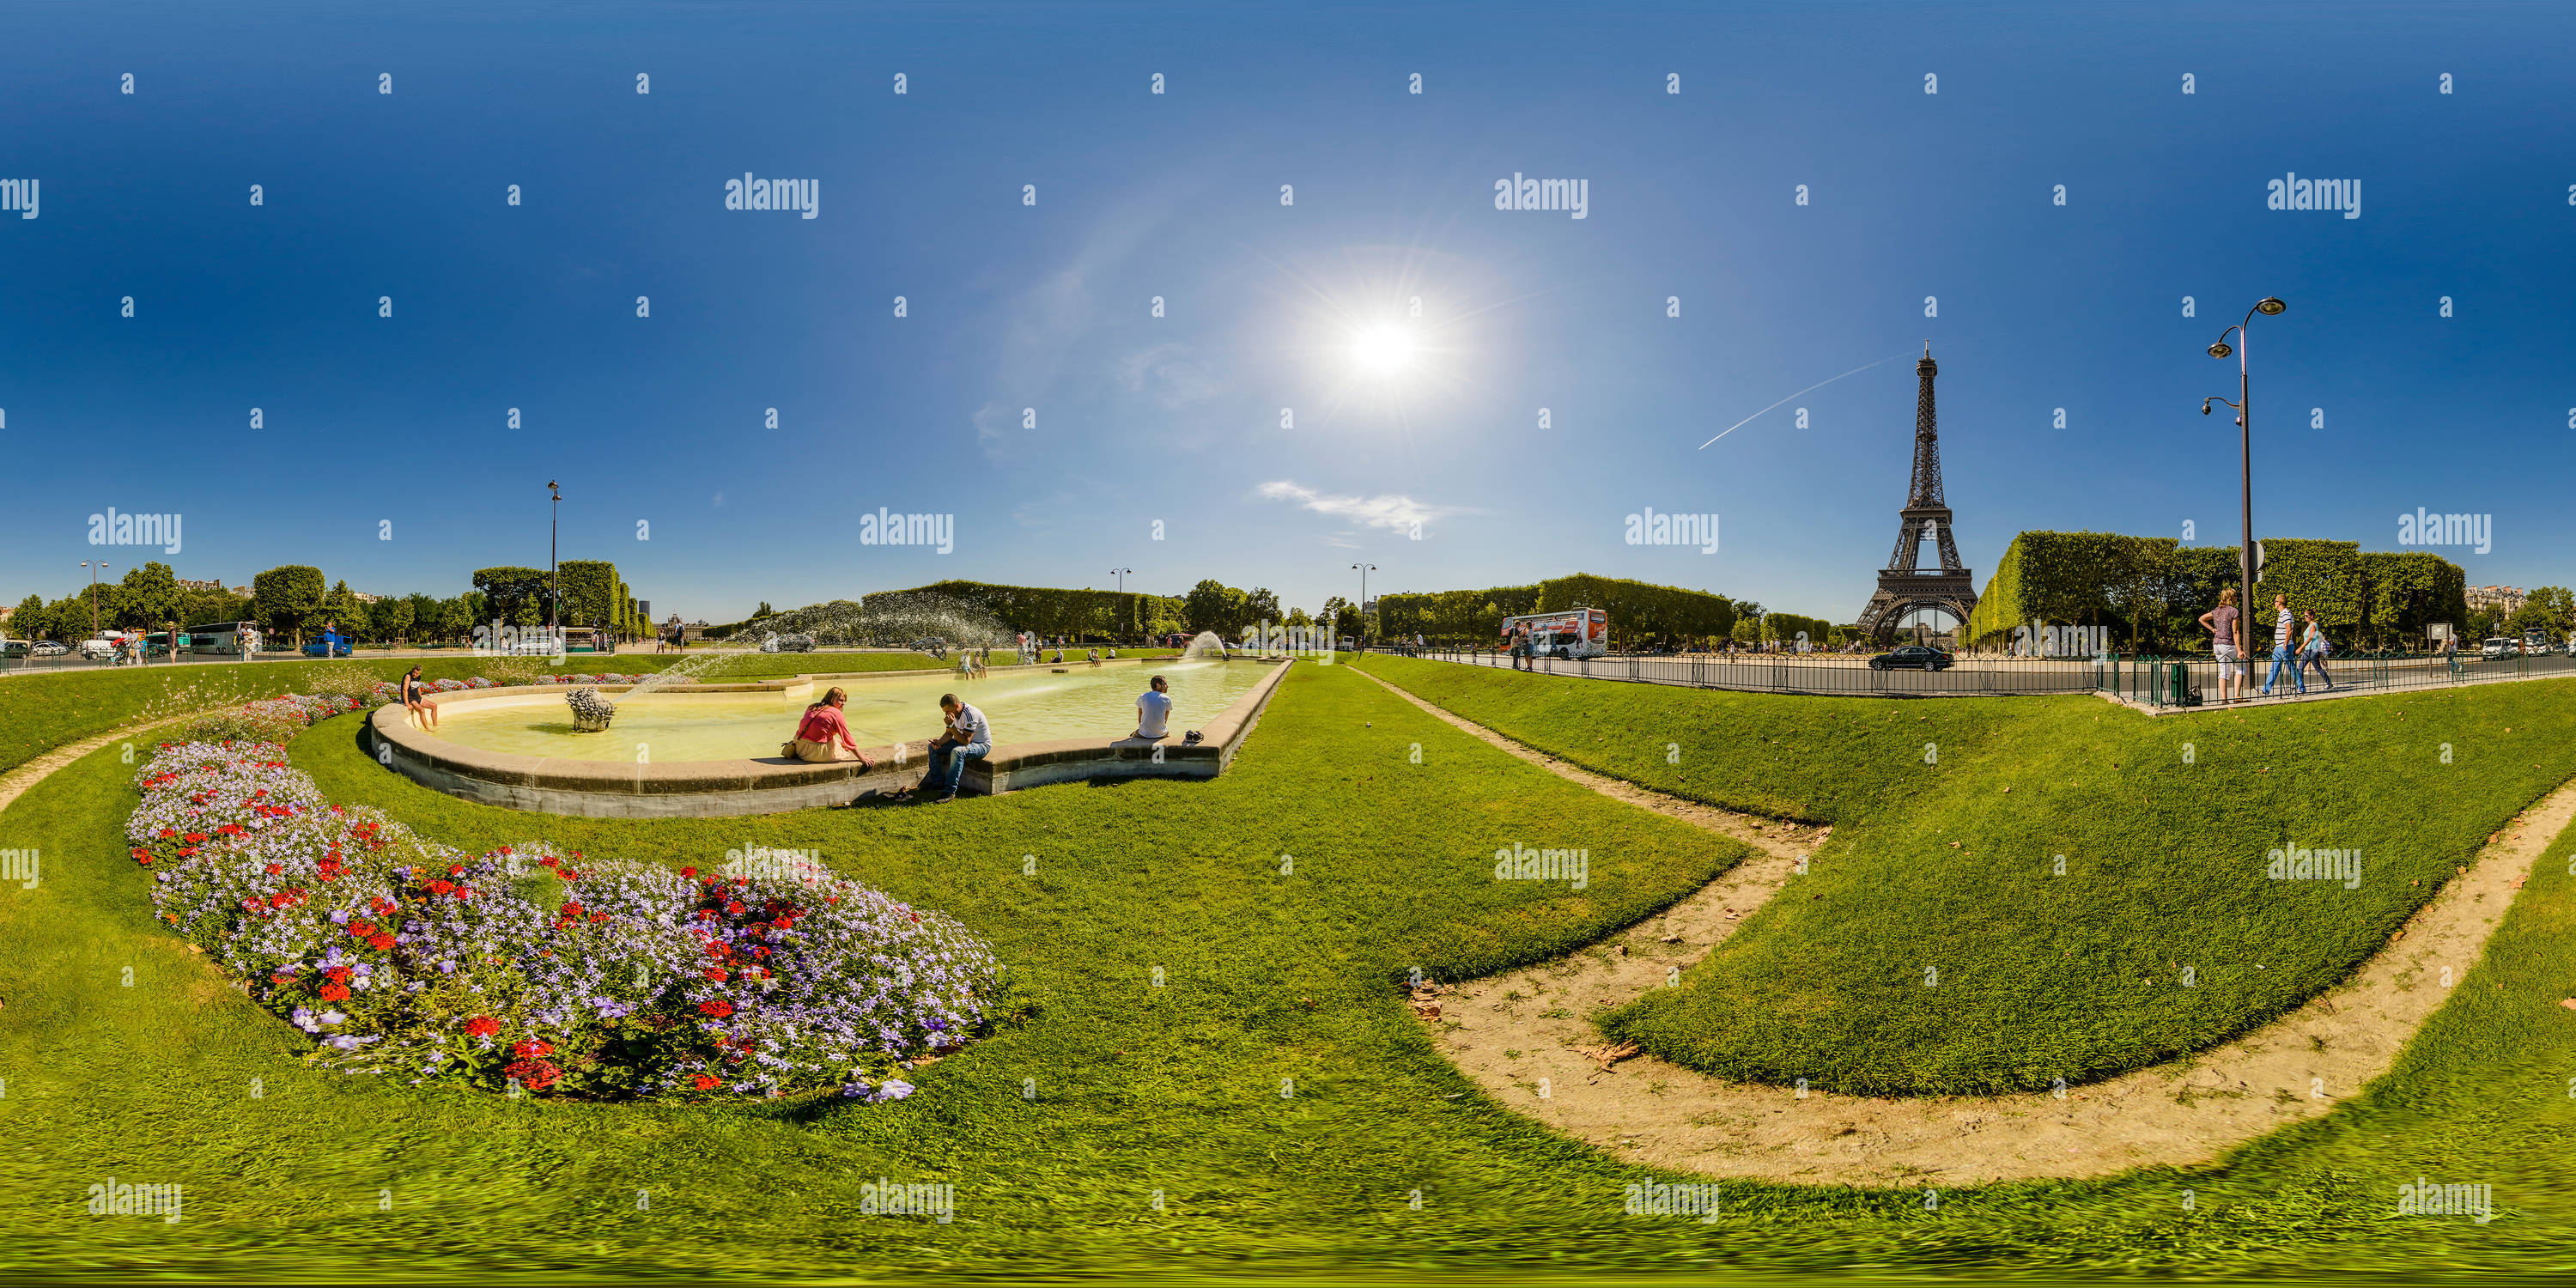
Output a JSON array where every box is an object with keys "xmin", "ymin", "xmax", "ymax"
[
  {"xmin": 1133, "ymin": 674, "xmax": 1171, "ymax": 742},
  {"xmin": 916, "ymin": 692, "xmax": 991, "ymax": 804}
]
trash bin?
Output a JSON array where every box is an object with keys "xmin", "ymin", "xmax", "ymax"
[{"xmin": 2167, "ymin": 660, "xmax": 2190, "ymax": 707}]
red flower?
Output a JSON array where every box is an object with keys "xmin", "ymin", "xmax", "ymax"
[
  {"xmin": 511, "ymin": 1038, "xmax": 555, "ymax": 1059},
  {"xmin": 561, "ymin": 902, "xmax": 585, "ymax": 918},
  {"xmin": 348, "ymin": 920, "xmax": 376, "ymax": 938},
  {"xmin": 678, "ymin": 866, "xmax": 697, "ymax": 878},
  {"xmin": 697, "ymin": 999, "xmax": 734, "ymax": 1018},
  {"xmin": 691, "ymin": 1073, "xmax": 721, "ymax": 1091},
  {"xmin": 368, "ymin": 933, "xmax": 396, "ymax": 951},
  {"xmin": 326, "ymin": 966, "xmax": 353, "ymax": 983},
  {"xmin": 264, "ymin": 863, "xmax": 283, "ymax": 875},
  {"xmin": 317, "ymin": 983, "xmax": 351, "ymax": 1002},
  {"xmin": 464, "ymin": 1016, "xmax": 501, "ymax": 1037},
  {"xmin": 558, "ymin": 869, "xmax": 580, "ymax": 882},
  {"xmin": 702, "ymin": 968, "xmax": 728, "ymax": 981},
  {"xmin": 503, "ymin": 1058, "xmax": 561, "ymax": 1091}
]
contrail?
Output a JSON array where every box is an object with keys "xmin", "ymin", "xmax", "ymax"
[{"xmin": 1697, "ymin": 351, "xmax": 1913, "ymax": 450}]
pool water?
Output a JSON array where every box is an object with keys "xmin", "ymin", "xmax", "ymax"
[{"xmin": 428, "ymin": 660, "xmax": 1273, "ymax": 762}]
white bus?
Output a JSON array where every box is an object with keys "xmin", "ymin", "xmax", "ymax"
[
  {"xmin": 1501, "ymin": 608, "xmax": 1607, "ymax": 659},
  {"xmin": 185, "ymin": 621, "xmax": 258, "ymax": 655}
]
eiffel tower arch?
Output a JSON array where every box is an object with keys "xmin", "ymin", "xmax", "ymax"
[{"xmin": 1856, "ymin": 345, "xmax": 1978, "ymax": 644}]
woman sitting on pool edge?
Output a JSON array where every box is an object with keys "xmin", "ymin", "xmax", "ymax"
[{"xmin": 785, "ymin": 687, "xmax": 877, "ymax": 767}]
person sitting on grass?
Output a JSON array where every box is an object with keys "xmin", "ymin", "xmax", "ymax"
[
  {"xmin": 400, "ymin": 664, "xmax": 440, "ymax": 730},
  {"xmin": 917, "ymin": 693, "xmax": 990, "ymax": 804},
  {"xmin": 787, "ymin": 687, "xmax": 876, "ymax": 767},
  {"xmin": 1134, "ymin": 674, "xmax": 1172, "ymax": 741}
]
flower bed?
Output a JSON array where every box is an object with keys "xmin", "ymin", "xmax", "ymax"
[{"xmin": 126, "ymin": 694, "xmax": 1005, "ymax": 1102}]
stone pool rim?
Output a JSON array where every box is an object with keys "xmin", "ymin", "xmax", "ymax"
[{"xmin": 363, "ymin": 656, "xmax": 1295, "ymax": 818}]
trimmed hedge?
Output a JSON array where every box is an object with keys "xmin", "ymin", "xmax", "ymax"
[{"xmin": 1967, "ymin": 532, "xmax": 2464, "ymax": 652}]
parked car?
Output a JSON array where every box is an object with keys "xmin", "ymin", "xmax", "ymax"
[
  {"xmin": 79, "ymin": 637, "xmax": 122, "ymax": 659},
  {"xmin": 2480, "ymin": 636, "xmax": 2519, "ymax": 659},
  {"xmin": 32, "ymin": 640, "xmax": 69, "ymax": 657},
  {"xmin": 0, "ymin": 640, "xmax": 27, "ymax": 657},
  {"xmin": 303, "ymin": 634, "xmax": 353, "ymax": 658},
  {"xmin": 1869, "ymin": 644, "xmax": 1954, "ymax": 671}
]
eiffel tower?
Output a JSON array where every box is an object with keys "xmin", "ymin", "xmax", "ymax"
[{"xmin": 1856, "ymin": 343, "xmax": 1978, "ymax": 643}]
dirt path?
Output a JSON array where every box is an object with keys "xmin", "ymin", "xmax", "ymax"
[
  {"xmin": 1357, "ymin": 665, "xmax": 2576, "ymax": 1188},
  {"xmin": 0, "ymin": 711, "xmax": 222, "ymax": 816}
]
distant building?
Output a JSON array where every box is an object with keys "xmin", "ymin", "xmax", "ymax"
[
  {"xmin": 176, "ymin": 577, "xmax": 226, "ymax": 592},
  {"xmin": 2466, "ymin": 585, "xmax": 2527, "ymax": 617},
  {"xmin": 636, "ymin": 599, "xmax": 650, "ymax": 621},
  {"xmin": 228, "ymin": 586, "xmax": 253, "ymax": 598}
]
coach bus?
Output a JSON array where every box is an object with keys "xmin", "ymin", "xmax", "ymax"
[
  {"xmin": 185, "ymin": 622, "xmax": 258, "ymax": 655},
  {"xmin": 1500, "ymin": 608, "xmax": 1608, "ymax": 660}
]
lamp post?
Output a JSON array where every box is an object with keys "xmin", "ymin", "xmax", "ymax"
[
  {"xmin": 2202, "ymin": 296, "xmax": 2287, "ymax": 662},
  {"xmin": 1350, "ymin": 563, "xmax": 1376, "ymax": 647},
  {"xmin": 1110, "ymin": 568, "xmax": 1132, "ymax": 641},
  {"xmin": 547, "ymin": 479, "xmax": 562, "ymax": 634},
  {"xmin": 81, "ymin": 561, "xmax": 110, "ymax": 638}
]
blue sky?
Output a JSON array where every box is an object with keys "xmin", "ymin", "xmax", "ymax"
[{"xmin": 3, "ymin": 1, "xmax": 2571, "ymax": 625}]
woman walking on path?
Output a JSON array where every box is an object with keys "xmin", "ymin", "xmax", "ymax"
[
  {"xmin": 2196, "ymin": 587, "xmax": 2246, "ymax": 703},
  {"xmin": 2298, "ymin": 610, "xmax": 2335, "ymax": 691}
]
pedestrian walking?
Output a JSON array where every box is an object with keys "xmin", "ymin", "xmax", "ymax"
[
  {"xmin": 2298, "ymin": 610, "xmax": 2334, "ymax": 690},
  {"xmin": 2258, "ymin": 593, "xmax": 2304, "ymax": 697}
]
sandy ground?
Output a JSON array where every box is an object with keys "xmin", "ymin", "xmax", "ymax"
[{"xmin": 1358, "ymin": 666, "xmax": 2575, "ymax": 1187}]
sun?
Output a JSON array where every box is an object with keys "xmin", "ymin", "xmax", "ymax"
[{"xmin": 1350, "ymin": 323, "xmax": 1418, "ymax": 374}]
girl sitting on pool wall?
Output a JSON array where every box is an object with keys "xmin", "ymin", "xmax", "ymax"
[{"xmin": 786, "ymin": 687, "xmax": 877, "ymax": 767}]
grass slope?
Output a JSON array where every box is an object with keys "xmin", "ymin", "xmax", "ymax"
[
  {"xmin": 1355, "ymin": 654, "xmax": 2576, "ymax": 1097},
  {"xmin": 0, "ymin": 661, "xmax": 2572, "ymax": 1275}
]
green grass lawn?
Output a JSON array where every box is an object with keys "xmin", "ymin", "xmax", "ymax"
[
  {"xmin": 1354, "ymin": 654, "xmax": 2576, "ymax": 1097},
  {"xmin": 4, "ymin": 660, "xmax": 2573, "ymax": 1279}
]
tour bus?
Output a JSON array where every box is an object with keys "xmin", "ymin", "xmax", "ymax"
[
  {"xmin": 186, "ymin": 622, "xmax": 258, "ymax": 655},
  {"xmin": 1500, "ymin": 608, "xmax": 1608, "ymax": 660}
]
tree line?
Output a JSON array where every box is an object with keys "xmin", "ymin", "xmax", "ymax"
[{"xmin": 6, "ymin": 561, "xmax": 645, "ymax": 647}]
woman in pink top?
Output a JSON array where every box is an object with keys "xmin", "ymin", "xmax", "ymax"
[{"xmin": 787, "ymin": 687, "xmax": 876, "ymax": 766}]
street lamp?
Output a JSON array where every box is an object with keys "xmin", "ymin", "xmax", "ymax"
[
  {"xmin": 547, "ymin": 479, "xmax": 562, "ymax": 634},
  {"xmin": 2201, "ymin": 297, "xmax": 2287, "ymax": 665},
  {"xmin": 81, "ymin": 561, "xmax": 112, "ymax": 637},
  {"xmin": 1109, "ymin": 568, "xmax": 1133, "ymax": 641},
  {"xmin": 1350, "ymin": 563, "xmax": 1376, "ymax": 647}
]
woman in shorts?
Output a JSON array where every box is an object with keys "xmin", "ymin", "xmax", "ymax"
[{"xmin": 2196, "ymin": 587, "xmax": 2245, "ymax": 703}]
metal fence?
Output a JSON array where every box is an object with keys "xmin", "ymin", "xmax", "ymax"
[
  {"xmin": 1374, "ymin": 644, "xmax": 2576, "ymax": 706},
  {"xmin": 2105, "ymin": 648, "xmax": 2576, "ymax": 708}
]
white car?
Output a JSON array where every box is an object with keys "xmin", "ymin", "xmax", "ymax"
[
  {"xmin": 79, "ymin": 638, "xmax": 122, "ymax": 659},
  {"xmin": 2480, "ymin": 637, "xmax": 2518, "ymax": 659},
  {"xmin": 31, "ymin": 640, "xmax": 69, "ymax": 657}
]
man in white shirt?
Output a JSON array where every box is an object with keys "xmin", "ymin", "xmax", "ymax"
[
  {"xmin": 920, "ymin": 693, "xmax": 991, "ymax": 803},
  {"xmin": 1135, "ymin": 675, "xmax": 1172, "ymax": 740}
]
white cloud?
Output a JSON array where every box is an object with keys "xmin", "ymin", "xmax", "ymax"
[
  {"xmin": 1118, "ymin": 342, "xmax": 1224, "ymax": 410},
  {"xmin": 1255, "ymin": 480, "xmax": 1467, "ymax": 535}
]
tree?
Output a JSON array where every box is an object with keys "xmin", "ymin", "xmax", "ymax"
[
  {"xmin": 2513, "ymin": 586, "xmax": 2575, "ymax": 639},
  {"xmin": 252, "ymin": 565, "xmax": 326, "ymax": 647},
  {"xmin": 368, "ymin": 596, "xmax": 415, "ymax": 644},
  {"xmin": 1183, "ymin": 580, "xmax": 1246, "ymax": 635},
  {"xmin": 323, "ymin": 579, "xmax": 361, "ymax": 635},
  {"xmin": 471, "ymin": 567, "xmax": 550, "ymax": 629},
  {"xmin": 439, "ymin": 597, "xmax": 476, "ymax": 644},
  {"xmin": 1243, "ymin": 586, "xmax": 1282, "ymax": 625},
  {"xmin": 10, "ymin": 593, "xmax": 42, "ymax": 641},
  {"xmin": 115, "ymin": 562, "xmax": 184, "ymax": 632}
]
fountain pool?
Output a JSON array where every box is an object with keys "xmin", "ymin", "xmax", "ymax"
[{"xmin": 428, "ymin": 659, "xmax": 1273, "ymax": 762}]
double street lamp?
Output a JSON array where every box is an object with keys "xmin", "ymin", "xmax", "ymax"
[
  {"xmin": 1350, "ymin": 563, "xmax": 1376, "ymax": 647},
  {"xmin": 2202, "ymin": 296, "xmax": 2287, "ymax": 661},
  {"xmin": 1109, "ymin": 568, "xmax": 1132, "ymax": 641}
]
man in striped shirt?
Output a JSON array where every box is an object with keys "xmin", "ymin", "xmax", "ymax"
[{"xmin": 2258, "ymin": 593, "xmax": 2306, "ymax": 697}]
